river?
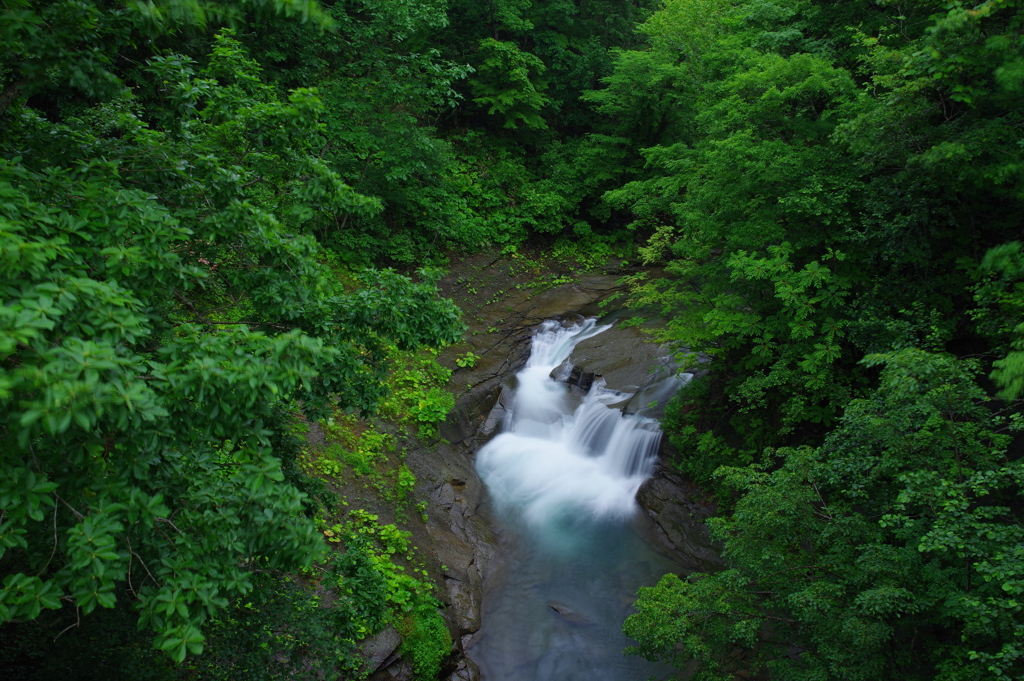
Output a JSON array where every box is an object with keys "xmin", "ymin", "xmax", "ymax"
[{"xmin": 469, "ymin": 318, "xmax": 683, "ymax": 681}]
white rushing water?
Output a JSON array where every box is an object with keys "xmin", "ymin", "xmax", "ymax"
[
  {"xmin": 477, "ymin": 318, "xmax": 664, "ymax": 531},
  {"xmin": 471, "ymin": 317, "xmax": 683, "ymax": 681}
]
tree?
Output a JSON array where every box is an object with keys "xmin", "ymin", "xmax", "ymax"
[
  {"xmin": 0, "ymin": 0, "xmax": 330, "ymax": 115},
  {"xmin": 607, "ymin": 2, "xmax": 1024, "ymax": 677},
  {"xmin": 975, "ymin": 242, "xmax": 1024, "ymax": 400},
  {"xmin": 626, "ymin": 349, "xmax": 1023, "ymax": 681},
  {"xmin": 584, "ymin": 0, "xmax": 1024, "ymax": 481},
  {"xmin": 0, "ymin": 15, "xmax": 462, "ymax": 660},
  {"xmin": 470, "ymin": 37, "xmax": 551, "ymax": 129}
]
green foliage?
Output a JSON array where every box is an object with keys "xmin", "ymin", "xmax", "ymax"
[
  {"xmin": 549, "ymin": 233, "xmax": 632, "ymax": 271},
  {"xmin": 455, "ymin": 352, "xmax": 481, "ymax": 368},
  {"xmin": 396, "ymin": 465, "xmax": 418, "ymax": 504},
  {"xmin": 302, "ymin": 342, "xmax": 449, "ymax": 516},
  {"xmin": 222, "ymin": 0, "xmax": 668, "ymax": 262},
  {"xmin": 627, "ymin": 350, "xmax": 1023, "ymax": 681},
  {"xmin": 380, "ymin": 349, "xmax": 456, "ymax": 438},
  {"xmin": 610, "ymin": 2, "xmax": 1024, "ymax": 677},
  {"xmin": 127, "ymin": 0, "xmax": 332, "ymax": 32},
  {"xmin": 230, "ymin": 0, "xmax": 550, "ymax": 265},
  {"xmin": 0, "ymin": 597, "xmax": 176, "ymax": 681},
  {"xmin": 190, "ymin": 508, "xmax": 445, "ymax": 680},
  {"xmin": 338, "ymin": 506, "xmax": 452, "ymax": 679},
  {"xmin": 975, "ymin": 241, "xmax": 1024, "ymax": 400},
  {"xmin": 445, "ymin": 0, "xmax": 658, "ymax": 130},
  {"xmin": 470, "ymin": 38, "xmax": 550, "ymax": 129},
  {"xmin": 305, "ymin": 411, "xmax": 423, "ymax": 519},
  {"xmin": 187, "ymin": 571, "xmax": 359, "ymax": 680},
  {"xmin": 398, "ymin": 606, "xmax": 453, "ymax": 680},
  {"xmin": 598, "ymin": 0, "xmax": 1024, "ymax": 481},
  {"xmin": 11, "ymin": 0, "xmax": 1024, "ymax": 677},
  {"xmin": 0, "ymin": 17, "xmax": 462, "ymax": 663},
  {"xmin": 643, "ymin": 242, "xmax": 858, "ymax": 466},
  {"xmin": 0, "ymin": 0, "xmax": 331, "ymax": 118},
  {"xmin": 660, "ymin": 376, "xmax": 747, "ymax": 484},
  {"xmin": 314, "ymin": 414, "xmax": 391, "ymax": 478},
  {"xmin": 333, "ymin": 510, "xmax": 439, "ymax": 626}
]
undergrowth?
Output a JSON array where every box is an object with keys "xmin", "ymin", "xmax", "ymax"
[
  {"xmin": 379, "ymin": 347, "xmax": 456, "ymax": 439},
  {"xmin": 300, "ymin": 345, "xmax": 455, "ymax": 517},
  {"xmin": 191, "ymin": 509, "xmax": 450, "ymax": 680},
  {"xmin": 260, "ymin": 345, "xmax": 457, "ymax": 679}
]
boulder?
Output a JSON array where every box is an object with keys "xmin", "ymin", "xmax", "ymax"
[
  {"xmin": 360, "ymin": 627, "xmax": 402, "ymax": 675},
  {"xmin": 554, "ymin": 325, "xmax": 665, "ymax": 393},
  {"xmin": 370, "ymin": 658, "xmax": 414, "ymax": 681},
  {"xmin": 445, "ymin": 655, "xmax": 481, "ymax": 681},
  {"xmin": 547, "ymin": 601, "xmax": 592, "ymax": 625},
  {"xmin": 635, "ymin": 462, "xmax": 723, "ymax": 572}
]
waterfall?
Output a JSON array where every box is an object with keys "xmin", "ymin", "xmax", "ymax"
[
  {"xmin": 476, "ymin": 318, "xmax": 664, "ymax": 533},
  {"xmin": 470, "ymin": 317, "xmax": 684, "ymax": 681}
]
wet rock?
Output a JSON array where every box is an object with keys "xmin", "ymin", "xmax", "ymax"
[
  {"xmin": 622, "ymin": 367, "xmax": 691, "ymax": 419},
  {"xmin": 635, "ymin": 462, "xmax": 723, "ymax": 572},
  {"xmin": 547, "ymin": 601, "xmax": 591, "ymax": 625},
  {"xmin": 561, "ymin": 325, "xmax": 667, "ymax": 393},
  {"xmin": 477, "ymin": 391, "xmax": 509, "ymax": 439},
  {"xmin": 478, "ymin": 377, "xmax": 517, "ymax": 440},
  {"xmin": 441, "ymin": 330, "xmax": 532, "ymax": 445},
  {"xmin": 445, "ymin": 567, "xmax": 483, "ymax": 633},
  {"xmin": 405, "ymin": 435, "xmax": 496, "ymax": 642},
  {"xmin": 361, "ymin": 627, "xmax": 402, "ymax": 675},
  {"xmin": 440, "ymin": 382, "xmax": 502, "ymax": 445},
  {"xmin": 548, "ymin": 361, "xmax": 596, "ymax": 392},
  {"xmin": 370, "ymin": 658, "xmax": 414, "ymax": 681},
  {"xmin": 510, "ymin": 275, "xmax": 624, "ymax": 323},
  {"xmin": 445, "ymin": 655, "xmax": 481, "ymax": 681},
  {"xmin": 549, "ymin": 324, "xmax": 695, "ymax": 422}
]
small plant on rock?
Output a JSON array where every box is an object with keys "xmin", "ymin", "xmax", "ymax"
[{"xmin": 455, "ymin": 351, "xmax": 481, "ymax": 368}]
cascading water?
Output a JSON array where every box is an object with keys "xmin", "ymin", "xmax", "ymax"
[
  {"xmin": 477, "ymin": 318, "xmax": 663, "ymax": 529},
  {"xmin": 470, "ymin": 318, "xmax": 684, "ymax": 681}
]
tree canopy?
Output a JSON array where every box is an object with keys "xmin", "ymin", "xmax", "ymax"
[
  {"xmin": 1, "ymin": 3, "xmax": 461, "ymax": 663},
  {"xmin": 604, "ymin": 1, "xmax": 1024, "ymax": 679},
  {"xmin": 3, "ymin": 0, "xmax": 1024, "ymax": 678}
]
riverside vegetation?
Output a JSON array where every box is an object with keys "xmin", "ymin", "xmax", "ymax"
[{"xmin": 1, "ymin": 1, "xmax": 1023, "ymax": 680}]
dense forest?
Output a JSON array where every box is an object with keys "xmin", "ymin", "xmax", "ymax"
[{"xmin": 1, "ymin": 0, "xmax": 1023, "ymax": 680}]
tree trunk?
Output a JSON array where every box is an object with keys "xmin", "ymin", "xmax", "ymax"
[{"xmin": 0, "ymin": 81, "xmax": 26, "ymax": 115}]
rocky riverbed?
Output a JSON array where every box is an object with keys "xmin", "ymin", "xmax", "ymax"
[{"xmin": 356, "ymin": 251, "xmax": 721, "ymax": 681}]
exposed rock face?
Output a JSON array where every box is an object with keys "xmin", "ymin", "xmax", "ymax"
[
  {"xmin": 361, "ymin": 627, "xmax": 402, "ymax": 675},
  {"xmin": 406, "ymin": 279, "xmax": 633, "ymax": 681},
  {"xmin": 369, "ymin": 658, "xmax": 414, "ymax": 681},
  {"xmin": 398, "ymin": 275, "xmax": 721, "ymax": 681},
  {"xmin": 554, "ymin": 324, "xmax": 668, "ymax": 394},
  {"xmin": 551, "ymin": 323, "xmax": 715, "ymax": 420},
  {"xmin": 636, "ymin": 459, "xmax": 723, "ymax": 572},
  {"xmin": 446, "ymin": 656, "xmax": 482, "ymax": 681},
  {"xmin": 439, "ymin": 348, "xmax": 528, "ymax": 447},
  {"xmin": 403, "ymin": 434, "xmax": 499, "ymax": 681}
]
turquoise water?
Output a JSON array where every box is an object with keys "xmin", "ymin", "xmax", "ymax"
[{"xmin": 470, "ymin": 319, "xmax": 684, "ymax": 681}]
